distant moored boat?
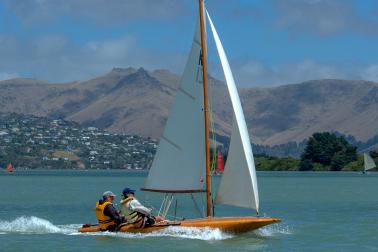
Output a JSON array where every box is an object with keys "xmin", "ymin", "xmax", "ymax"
[
  {"xmin": 363, "ymin": 153, "xmax": 376, "ymax": 174},
  {"xmin": 216, "ymin": 150, "xmax": 225, "ymax": 174},
  {"xmin": 6, "ymin": 163, "xmax": 14, "ymax": 173}
]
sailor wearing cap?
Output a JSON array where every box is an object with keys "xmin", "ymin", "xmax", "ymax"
[
  {"xmin": 120, "ymin": 188, "xmax": 164, "ymax": 228},
  {"xmin": 95, "ymin": 191, "xmax": 125, "ymax": 231}
]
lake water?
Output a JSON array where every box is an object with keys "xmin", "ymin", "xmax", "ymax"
[{"xmin": 0, "ymin": 171, "xmax": 377, "ymax": 251}]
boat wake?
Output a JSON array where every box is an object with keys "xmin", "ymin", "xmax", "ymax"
[
  {"xmin": 80, "ymin": 226, "xmax": 233, "ymax": 240},
  {"xmin": 255, "ymin": 224, "xmax": 292, "ymax": 237},
  {"xmin": 0, "ymin": 216, "xmax": 78, "ymax": 234},
  {"xmin": 0, "ymin": 216, "xmax": 233, "ymax": 240}
]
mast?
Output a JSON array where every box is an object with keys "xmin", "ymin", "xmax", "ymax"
[{"xmin": 199, "ymin": 0, "xmax": 212, "ymax": 217}]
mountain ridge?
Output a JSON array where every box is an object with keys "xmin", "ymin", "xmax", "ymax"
[{"xmin": 1, "ymin": 67, "xmax": 377, "ymax": 147}]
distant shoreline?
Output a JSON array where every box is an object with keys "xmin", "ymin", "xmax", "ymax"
[
  {"xmin": 1, "ymin": 168, "xmax": 148, "ymax": 172},
  {"xmin": 2, "ymin": 169, "xmax": 373, "ymax": 173}
]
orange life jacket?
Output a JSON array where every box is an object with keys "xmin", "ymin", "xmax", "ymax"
[{"xmin": 95, "ymin": 201, "xmax": 117, "ymax": 230}]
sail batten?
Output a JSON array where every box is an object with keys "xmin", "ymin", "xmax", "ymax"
[{"xmin": 206, "ymin": 10, "xmax": 259, "ymax": 212}]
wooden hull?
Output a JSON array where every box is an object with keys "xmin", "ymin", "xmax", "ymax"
[{"xmin": 79, "ymin": 216, "xmax": 280, "ymax": 234}]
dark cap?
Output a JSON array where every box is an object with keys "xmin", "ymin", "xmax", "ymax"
[{"xmin": 122, "ymin": 187, "xmax": 135, "ymax": 197}]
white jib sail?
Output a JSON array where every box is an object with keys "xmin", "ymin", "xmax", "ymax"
[
  {"xmin": 364, "ymin": 153, "xmax": 376, "ymax": 171},
  {"xmin": 143, "ymin": 14, "xmax": 206, "ymax": 192},
  {"xmin": 206, "ymin": 10, "xmax": 259, "ymax": 212}
]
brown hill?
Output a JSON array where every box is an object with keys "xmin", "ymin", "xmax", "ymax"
[{"xmin": 1, "ymin": 68, "xmax": 377, "ymax": 146}]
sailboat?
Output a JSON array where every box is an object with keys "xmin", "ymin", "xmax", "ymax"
[
  {"xmin": 363, "ymin": 152, "xmax": 376, "ymax": 173},
  {"xmin": 80, "ymin": 0, "xmax": 280, "ymax": 234},
  {"xmin": 6, "ymin": 163, "xmax": 14, "ymax": 173}
]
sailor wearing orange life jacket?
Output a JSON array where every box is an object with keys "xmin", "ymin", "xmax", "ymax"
[
  {"xmin": 96, "ymin": 191, "xmax": 125, "ymax": 231},
  {"xmin": 120, "ymin": 188, "xmax": 164, "ymax": 228}
]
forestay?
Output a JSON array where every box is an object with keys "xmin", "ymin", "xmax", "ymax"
[
  {"xmin": 206, "ymin": 10, "xmax": 260, "ymax": 213},
  {"xmin": 143, "ymin": 14, "xmax": 206, "ymax": 192}
]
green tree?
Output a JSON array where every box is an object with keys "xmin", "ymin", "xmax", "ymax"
[{"xmin": 300, "ymin": 132, "xmax": 357, "ymax": 171}]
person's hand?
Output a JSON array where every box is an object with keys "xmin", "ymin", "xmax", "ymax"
[{"xmin": 155, "ymin": 215, "xmax": 165, "ymax": 222}]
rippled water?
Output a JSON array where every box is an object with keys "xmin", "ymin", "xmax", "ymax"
[{"xmin": 0, "ymin": 171, "xmax": 377, "ymax": 251}]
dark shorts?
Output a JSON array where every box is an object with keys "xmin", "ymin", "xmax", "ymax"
[
  {"xmin": 100, "ymin": 224, "xmax": 117, "ymax": 232},
  {"xmin": 144, "ymin": 216, "xmax": 156, "ymax": 227}
]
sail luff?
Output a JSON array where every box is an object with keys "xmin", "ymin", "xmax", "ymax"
[
  {"xmin": 199, "ymin": 0, "xmax": 212, "ymax": 217},
  {"xmin": 206, "ymin": 10, "xmax": 259, "ymax": 213}
]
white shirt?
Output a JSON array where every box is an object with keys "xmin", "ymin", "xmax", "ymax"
[{"xmin": 120, "ymin": 197, "xmax": 152, "ymax": 216}]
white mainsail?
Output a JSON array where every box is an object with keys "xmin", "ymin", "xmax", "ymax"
[
  {"xmin": 206, "ymin": 11, "xmax": 260, "ymax": 212},
  {"xmin": 143, "ymin": 14, "xmax": 206, "ymax": 192},
  {"xmin": 364, "ymin": 153, "xmax": 376, "ymax": 172}
]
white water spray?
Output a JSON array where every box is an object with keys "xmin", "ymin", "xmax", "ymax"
[
  {"xmin": 0, "ymin": 216, "xmax": 233, "ymax": 240},
  {"xmin": 76, "ymin": 226, "xmax": 233, "ymax": 240},
  {"xmin": 255, "ymin": 224, "xmax": 292, "ymax": 237},
  {"xmin": 0, "ymin": 216, "xmax": 78, "ymax": 234}
]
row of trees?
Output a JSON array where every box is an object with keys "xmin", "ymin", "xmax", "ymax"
[{"xmin": 252, "ymin": 131, "xmax": 377, "ymax": 171}]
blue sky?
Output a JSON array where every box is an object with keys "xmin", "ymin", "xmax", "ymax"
[{"xmin": 1, "ymin": 0, "xmax": 378, "ymax": 87}]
